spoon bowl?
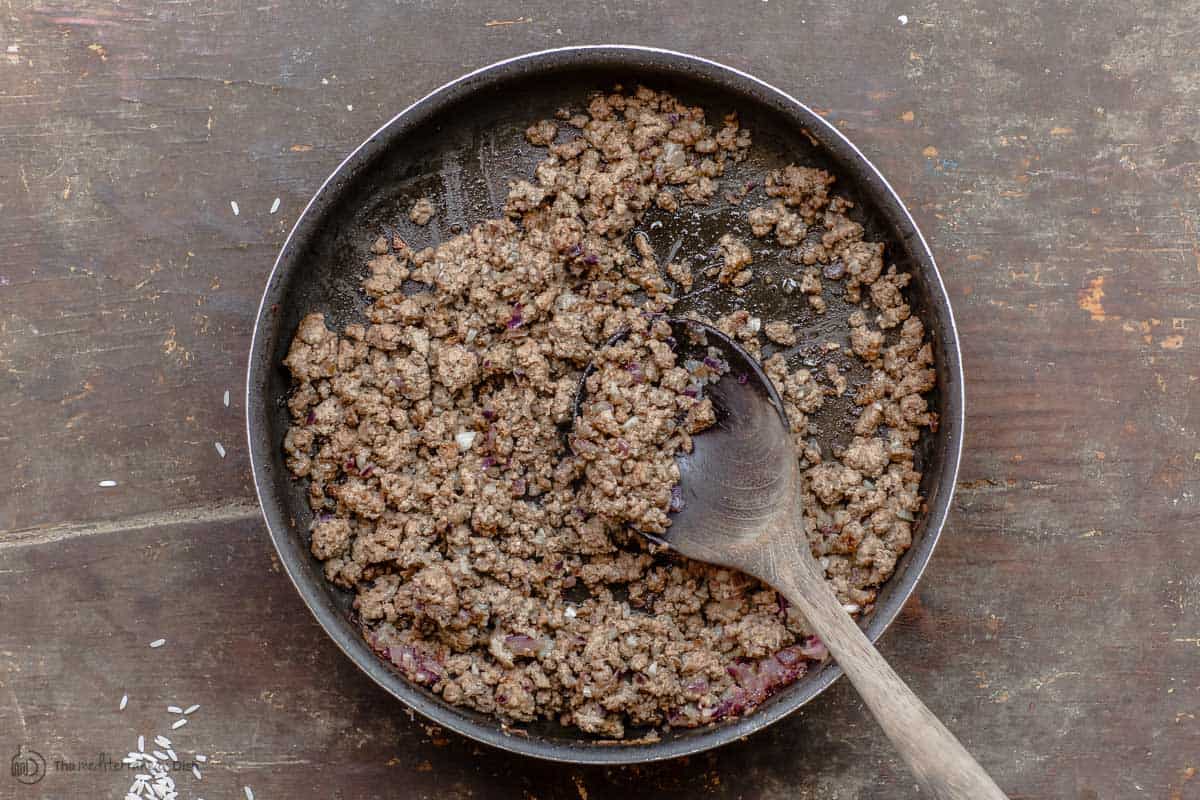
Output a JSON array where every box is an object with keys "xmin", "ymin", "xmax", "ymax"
[{"xmin": 653, "ymin": 320, "xmax": 802, "ymax": 575}]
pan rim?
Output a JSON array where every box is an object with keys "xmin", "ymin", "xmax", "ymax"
[{"xmin": 246, "ymin": 44, "xmax": 965, "ymax": 765}]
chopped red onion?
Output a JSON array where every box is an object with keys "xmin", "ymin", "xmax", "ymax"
[
  {"xmin": 385, "ymin": 644, "xmax": 442, "ymax": 686},
  {"xmin": 726, "ymin": 659, "xmax": 756, "ymax": 685},
  {"xmin": 823, "ymin": 262, "xmax": 846, "ymax": 280},
  {"xmin": 504, "ymin": 634, "xmax": 542, "ymax": 658},
  {"xmin": 798, "ymin": 636, "xmax": 828, "ymax": 661},
  {"xmin": 506, "ymin": 303, "xmax": 524, "ymax": 329},
  {"xmin": 711, "ymin": 686, "xmax": 749, "ymax": 720},
  {"xmin": 775, "ymin": 646, "xmax": 804, "ymax": 667}
]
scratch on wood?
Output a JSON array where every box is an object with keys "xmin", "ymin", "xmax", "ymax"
[
  {"xmin": 1179, "ymin": 210, "xmax": 1200, "ymax": 275},
  {"xmin": 1169, "ymin": 766, "xmax": 1196, "ymax": 800},
  {"xmin": 1078, "ymin": 275, "xmax": 1108, "ymax": 321},
  {"xmin": 1, "ymin": 500, "xmax": 260, "ymax": 550},
  {"xmin": 49, "ymin": 16, "xmax": 118, "ymax": 26},
  {"xmin": 485, "ymin": 16, "xmax": 532, "ymax": 26}
]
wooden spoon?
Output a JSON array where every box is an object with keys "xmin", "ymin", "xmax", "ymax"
[{"xmin": 579, "ymin": 319, "xmax": 1007, "ymax": 799}]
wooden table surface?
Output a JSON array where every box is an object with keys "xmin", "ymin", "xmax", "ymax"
[{"xmin": 2, "ymin": 2, "xmax": 1198, "ymax": 798}]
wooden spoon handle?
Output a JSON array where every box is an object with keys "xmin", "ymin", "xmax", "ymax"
[{"xmin": 770, "ymin": 537, "xmax": 1008, "ymax": 800}]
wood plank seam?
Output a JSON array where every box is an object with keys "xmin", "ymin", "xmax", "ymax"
[{"xmin": 0, "ymin": 500, "xmax": 262, "ymax": 550}]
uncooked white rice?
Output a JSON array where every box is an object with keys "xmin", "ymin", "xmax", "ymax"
[
  {"xmin": 149, "ymin": 639, "xmax": 166, "ymax": 648},
  {"xmin": 244, "ymin": 786, "xmax": 255, "ymax": 800},
  {"xmin": 166, "ymin": 749, "xmax": 177, "ymax": 762},
  {"xmin": 152, "ymin": 751, "xmax": 168, "ymax": 760},
  {"xmin": 172, "ymin": 718, "xmax": 188, "ymax": 730},
  {"xmin": 120, "ymin": 694, "xmax": 128, "ymax": 710},
  {"xmin": 230, "ymin": 200, "xmax": 240, "ymax": 216},
  {"xmin": 99, "ymin": 480, "xmax": 117, "ymax": 487},
  {"xmin": 270, "ymin": 197, "xmax": 281, "ymax": 214},
  {"xmin": 167, "ymin": 706, "xmax": 183, "ymax": 714},
  {"xmin": 214, "ymin": 442, "xmax": 226, "ymax": 458},
  {"xmin": 223, "ymin": 390, "xmax": 230, "ymax": 407},
  {"xmin": 154, "ymin": 735, "xmax": 171, "ymax": 748},
  {"xmin": 192, "ymin": 765, "xmax": 202, "ymax": 780},
  {"xmin": 195, "ymin": 754, "xmax": 207, "ymax": 763},
  {"xmin": 137, "ymin": 736, "xmax": 145, "ymax": 752},
  {"xmin": 184, "ymin": 704, "xmax": 200, "ymax": 715}
]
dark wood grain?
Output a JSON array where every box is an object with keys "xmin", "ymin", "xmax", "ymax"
[{"xmin": 1, "ymin": 0, "xmax": 1198, "ymax": 798}]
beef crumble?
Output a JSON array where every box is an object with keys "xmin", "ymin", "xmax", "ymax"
[{"xmin": 283, "ymin": 86, "xmax": 935, "ymax": 738}]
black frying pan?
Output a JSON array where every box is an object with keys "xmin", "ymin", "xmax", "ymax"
[{"xmin": 245, "ymin": 46, "xmax": 964, "ymax": 764}]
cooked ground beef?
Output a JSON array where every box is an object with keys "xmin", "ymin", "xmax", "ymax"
[
  {"xmin": 409, "ymin": 197, "xmax": 434, "ymax": 226},
  {"xmin": 282, "ymin": 86, "xmax": 935, "ymax": 739},
  {"xmin": 570, "ymin": 318, "xmax": 721, "ymax": 536},
  {"xmin": 764, "ymin": 320, "xmax": 797, "ymax": 347}
]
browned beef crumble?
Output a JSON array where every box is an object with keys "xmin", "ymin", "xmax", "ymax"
[{"xmin": 283, "ymin": 86, "xmax": 936, "ymax": 738}]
